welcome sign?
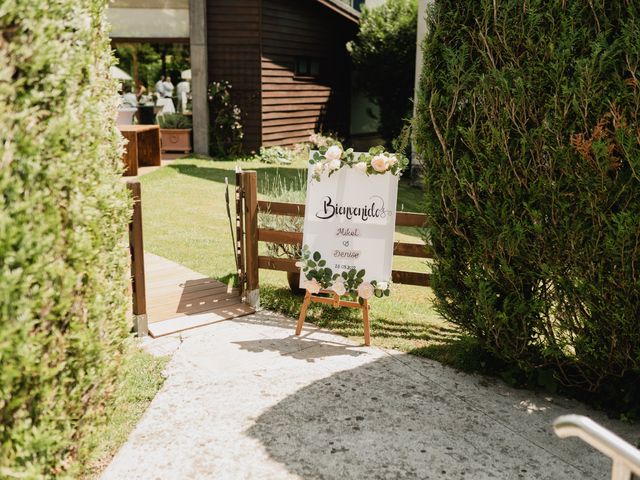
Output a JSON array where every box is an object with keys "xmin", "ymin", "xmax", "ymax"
[{"xmin": 299, "ymin": 146, "xmax": 406, "ymax": 300}]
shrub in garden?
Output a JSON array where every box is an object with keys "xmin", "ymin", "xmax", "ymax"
[
  {"xmin": 308, "ymin": 131, "xmax": 343, "ymax": 150},
  {"xmin": 254, "ymin": 146, "xmax": 296, "ymax": 165},
  {"xmin": 0, "ymin": 1, "xmax": 131, "ymax": 476},
  {"xmin": 208, "ymin": 80, "xmax": 244, "ymax": 156},
  {"xmin": 347, "ymin": 0, "xmax": 417, "ymax": 145},
  {"xmin": 158, "ymin": 113, "xmax": 193, "ymax": 129},
  {"xmin": 258, "ymin": 171, "xmax": 307, "ymax": 260},
  {"xmin": 416, "ymin": 1, "xmax": 640, "ymax": 410}
]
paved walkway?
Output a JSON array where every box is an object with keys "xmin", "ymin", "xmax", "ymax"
[{"xmin": 102, "ymin": 311, "xmax": 639, "ymax": 479}]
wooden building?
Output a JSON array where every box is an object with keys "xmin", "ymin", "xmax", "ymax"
[{"xmin": 207, "ymin": 0, "xmax": 360, "ymax": 151}]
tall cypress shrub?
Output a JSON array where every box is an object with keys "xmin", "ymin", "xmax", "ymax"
[
  {"xmin": 416, "ymin": 1, "xmax": 640, "ymax": 401},
  {"xmin": 0, "ymin": 1, "xmax": 131, "ymax": 476}
]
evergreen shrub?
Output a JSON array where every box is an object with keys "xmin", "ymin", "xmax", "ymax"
[
  {"xmin": 0, "ymin": 0, "xmax": 131, "ymax": 476},
  {"xmin": 347, "ymin": 0, "xmax": 417, "ymax": 144},
  {"xmin": 416, "ymin": 1, "xmax": 640, "ymax": 408}
]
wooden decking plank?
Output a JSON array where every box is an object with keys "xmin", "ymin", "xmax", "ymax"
[
  {"xmin": 146, "ymin": 279, "xmax": 229, "ymax": 297},
  {"xmin": 148, "ymin": 294, "xmax": 245, "ymax": 319},
  {"xmin": 145, "ymin": 278, "xmax": 227, "ymax": 296},
  {"xmin": 148, "ymin": 285, "xmax": 238, "ymax": 307}
]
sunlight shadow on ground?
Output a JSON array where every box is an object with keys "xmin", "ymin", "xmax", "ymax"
[
  {"xmin": 233, "ymin": 337, "xmax": 366, "ymax": 363},
  {"xmin": 245, "ymin": 355, "xmax": 611, "ymax": 480}
]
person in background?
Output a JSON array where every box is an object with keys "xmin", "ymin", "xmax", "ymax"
[
  {"xmin": 176, "ymin": 78, "xmax": 190, "ymax": 112},
  {"xmin": 154, "ymin": 76, "xmax": 166, "ymax": 98},
  {"xmin": 121, "ymin": 84, "xmax": 137, "ymax": 108},
  {"xmin": 162, "ymin": 76, "xmax": 174, "ymax": 99}
]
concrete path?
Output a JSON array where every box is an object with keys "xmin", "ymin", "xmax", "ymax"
[{"xmin": 102, "ymin": 311, "xmax": 639, "ymax": 480}]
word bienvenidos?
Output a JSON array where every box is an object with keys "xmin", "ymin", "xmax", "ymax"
[{"xmin": 315, "ymin": 196, "xmax": 391, "ymax": 222}]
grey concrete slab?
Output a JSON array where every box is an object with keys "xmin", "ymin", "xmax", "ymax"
[{"xmin": 102, "ymin": 311, "xmax": 639, "ymax": 480}]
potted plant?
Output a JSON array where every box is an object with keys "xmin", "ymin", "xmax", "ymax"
[{"xmin": 158, "ymin": 113, "xmax": 193, "ymax": 153}]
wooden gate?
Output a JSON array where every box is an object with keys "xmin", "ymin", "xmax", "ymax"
[{"xmin": 235, "ymin": 170, "xmax": 432, "ymax": 309}]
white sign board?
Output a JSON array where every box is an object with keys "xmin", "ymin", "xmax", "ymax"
[{"xmin": 300, "ymin": 155, "xmax": 399, "ymax": 290}]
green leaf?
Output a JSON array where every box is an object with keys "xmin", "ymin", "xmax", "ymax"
[{"xmin": 313, "ymin": 251, "xmax": 321, "ymax": 261}]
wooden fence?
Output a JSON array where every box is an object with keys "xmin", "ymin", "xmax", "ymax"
[{"xmin": 235, "ymin": 170, "xmax": 431, "ymax": 305}]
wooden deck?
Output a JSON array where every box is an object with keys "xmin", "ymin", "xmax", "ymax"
[{"xmin": 145, "ymin": 252, "xmax": 254, "ymax": 337}]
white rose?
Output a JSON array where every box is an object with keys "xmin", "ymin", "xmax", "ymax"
[
  {"xmin": 357, "ymin": 282, "xmax": 374, "ymax": 300},
  {"xmin": 332, "ymin": 280, "xmax": 346, "ymax": 296},
  {"xmin": 328, "ymin": 159, "xmax": 342, "ymax": 171},
  {"xmin": 354, "ymin": 161, "xmax": 367, "ymax": 174},
  {"xmin": 324, "ymin": 145, "xmax": 342, "ymax": 162},
  {"xmin": 377, "ymin": 281, "xmax": 388, "ymax": 291},
  {"xmin": 304, "ymin": 278, "xmax": 321, "ymax": 294},
  {"xmin": 371, "ymin": 154, "xmax": 388, "ymax": 173},
  {"xmin": 387, "ymin": 155, "xmax": 398, "ymax": 166},
  {"xmin": 313, "ymin": 163, "xmax": 324, "ymax": 176}
]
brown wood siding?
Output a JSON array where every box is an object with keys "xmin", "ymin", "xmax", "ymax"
[
  {"xmin": 207, "ymin": 0, "xmax": 262, "ymax": 152},
  {"xmin": 261, "ymin": 0, "xmax": 357, "ymax": 147}
]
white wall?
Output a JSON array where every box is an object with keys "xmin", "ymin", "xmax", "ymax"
[{"xmin": 107, "ymin": 1, "xmax": 189, "ymax": 39}]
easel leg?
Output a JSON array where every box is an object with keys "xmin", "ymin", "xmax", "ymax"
[
  {"xmin": 296, "ymin": 291, "xmax": 311, "ymax": 336},
  {"xmin": 362, "ymin": 300, "xmax": 371, "ymax": 346}
]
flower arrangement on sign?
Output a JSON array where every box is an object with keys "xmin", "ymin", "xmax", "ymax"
[
  {"xmin": 297, "ymin": 246, "xmax": 391, "ymax": 303},
  {"xmin": 309, "ymin": 143, "xmax": 409, "ymax": 182}
]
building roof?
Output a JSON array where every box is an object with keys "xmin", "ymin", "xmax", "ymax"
[{"xmin": 316, "ymin": 0, "xmax": 361, "ymax": 23}]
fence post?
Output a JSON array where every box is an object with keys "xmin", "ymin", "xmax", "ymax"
[
  {"xmin": 242, "ymin": 171, "xmax": 260, "ymax": 308},
  {"xmin": 127, "ymin": 181, "xmax": 148, "ymax": 336},
  {"xmin": 235, "ymin": 170, "xmax": 246, "ymax": 295}
]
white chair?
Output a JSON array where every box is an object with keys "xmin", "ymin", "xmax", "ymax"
[
  {"xmin": 116, "ymin": 108, "xmax": 138, "ymax": 125},
  {"xmin": 156, "ymin": 97, "xmax": 175, "ymax": 115},
  {"xmin": 179, "ymin": 91, "xmax": 188, "ymax": 113}
]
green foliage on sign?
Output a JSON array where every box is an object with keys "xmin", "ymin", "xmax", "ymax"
[
  {"xmin": 347, "ymin": 0, "xmax": 418, "ymax": 144},
  {"xmin": 0, "ymin": 0, "xmax": 132, "ymax": 476},
  {"xmin": 416, "ymin": 1, "xmax": 640, "ymax": 412}
]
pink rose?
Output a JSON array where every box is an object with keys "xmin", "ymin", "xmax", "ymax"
[
  {"xmin": 332, "ymin": 280, "xmax": 346, "ymax": 296},
  {"xmin": 357, "ymin": 282, "xmax": 374, "ymax": 300},
  {"xmin": 354, "ymin": 161, "xmax": 367, "ymax": 174},
  {"xmin": 304, "ymin": 278, "xmax": 321, "ymax": 294},
  {"xmin": 324, "ymin": 145, "xmax": 342, "ymax": 162},
  {"xmin": 371, "ymin": 154, "xmax": 388, "ymax": 173}
]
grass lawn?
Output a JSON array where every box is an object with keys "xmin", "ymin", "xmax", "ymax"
[
  {"xmin": 139, "ymin": 155, "xmax": 476, "ymax": 364},
  {"xmin": 78, "ymin": 349, "xmax": 169, "ymax": 479}
]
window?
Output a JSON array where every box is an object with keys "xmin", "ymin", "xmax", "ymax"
[{"xmin": 295, "ymin": 57, "xmax": 320, "ymax": 77}]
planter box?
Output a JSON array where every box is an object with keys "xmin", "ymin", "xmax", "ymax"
[{"xmin": 160, "ymin": 128, "xmax": 192, "ymax": 153}]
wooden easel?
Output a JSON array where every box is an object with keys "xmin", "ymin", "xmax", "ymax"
[{"xmin": 295, "ymin": 290, "xmax": 371, "ymax": 346}]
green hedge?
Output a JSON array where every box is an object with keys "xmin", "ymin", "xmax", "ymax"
[
  {"xmin": 347, "ymin": 0, "xmax": 417, "ymax": 144},
  {"xmin": 416, "ymin": 1, "xmax": 640, "ymax": 410},
  {"xmin": 0, "ymin": 1, "xmax": 131, "ymax": 477}
]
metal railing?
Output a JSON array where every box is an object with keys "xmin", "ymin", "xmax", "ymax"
[{"xmin": 554, "ymin": 415, "xmax": 640, "ymax": 480}]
